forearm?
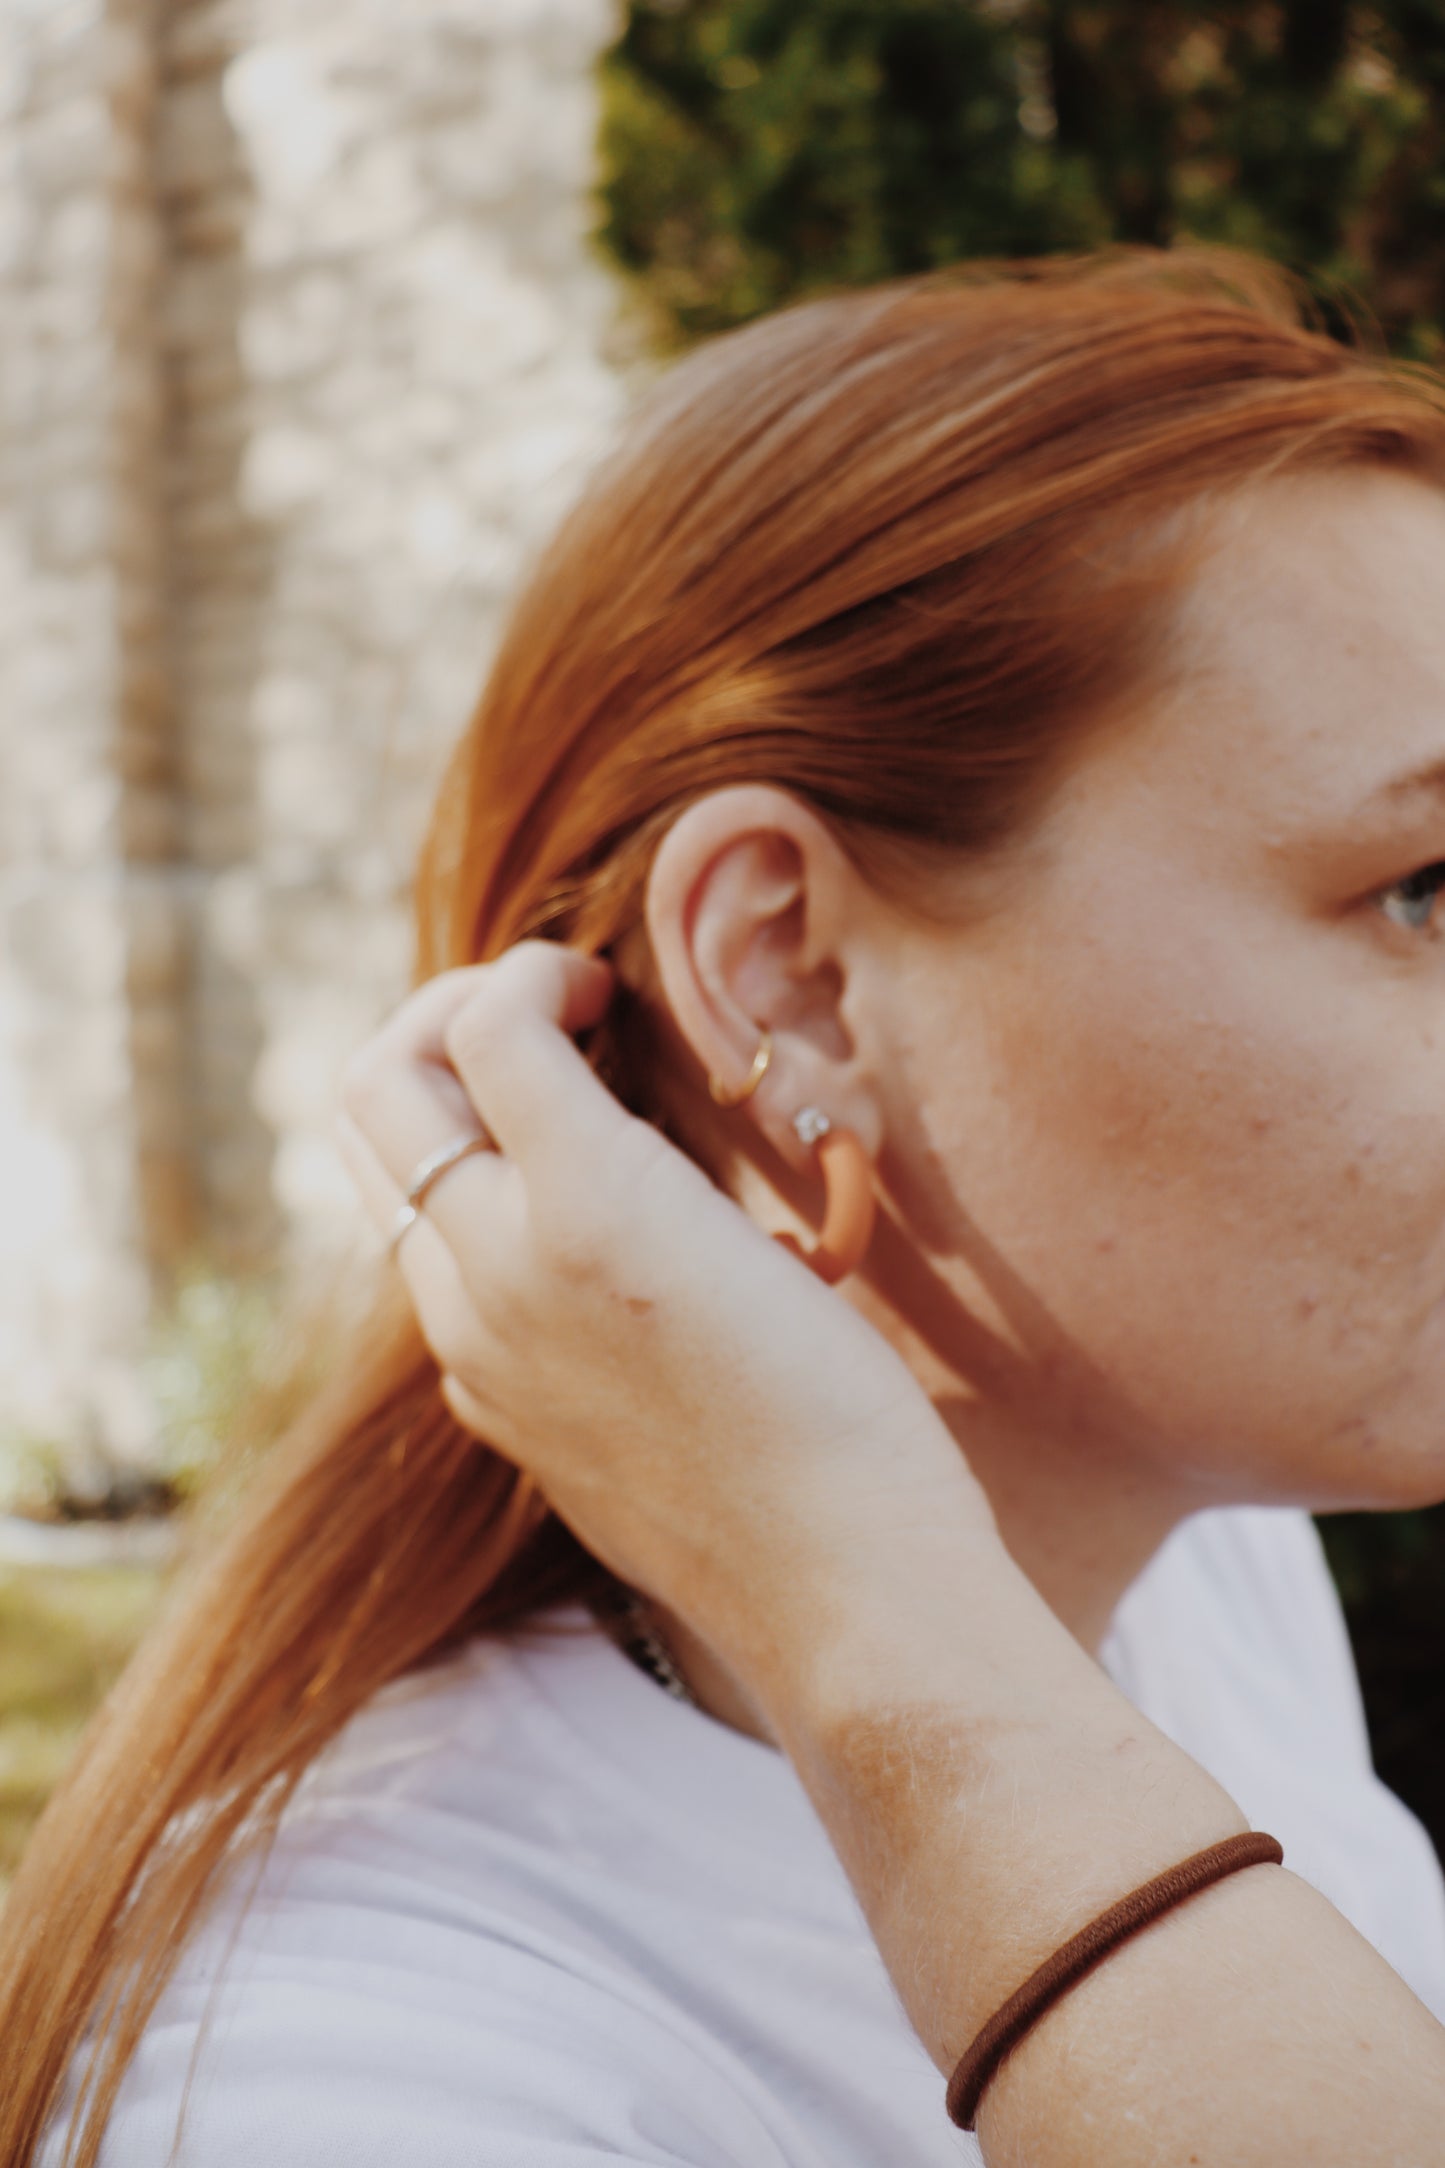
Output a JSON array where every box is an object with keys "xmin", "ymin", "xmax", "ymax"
[{"xmin": 746, "ymin": 1524, "xmax": 1445, "ymax": 2166}]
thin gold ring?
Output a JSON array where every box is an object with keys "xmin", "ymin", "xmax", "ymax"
[
  {"xmin": 387, "ymin": 1128, "xmax": 497, "ymax": 1257},
  {"xmin": 708, "ymin": 1027, "xmax": 772, "ymax": 1109}
]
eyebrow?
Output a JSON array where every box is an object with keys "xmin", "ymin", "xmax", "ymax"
[{"xmin": 1359, "ymin": 756, "xmax": 1445, "ymax": 818}]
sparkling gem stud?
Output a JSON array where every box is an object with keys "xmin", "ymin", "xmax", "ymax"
[{"xmin": 792, "ymin": 1105, "xmax": 832, "ymax": 1147}]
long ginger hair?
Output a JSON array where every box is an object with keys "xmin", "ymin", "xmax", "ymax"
[{"xmin": 6, "ymin": 246, "xmax": 1445, "ymax": 2165}]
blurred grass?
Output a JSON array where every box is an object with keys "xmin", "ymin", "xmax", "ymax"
[
  {"xmin": 0, "ymin": 1251, "xmax": 356, "ymax": 1904},
  {"xmin": 0, "ymin": 1565, "xmax": 166, "ymax": 1899}
]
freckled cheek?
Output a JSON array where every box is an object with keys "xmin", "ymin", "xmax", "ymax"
[
  {"xmin": 992, "ymin": 940, "xmax": 1421, "ymax": 1269},
  {"xmin": 1047, "ymin": 1009, "xmax": 1445, "ymax": 1328}
]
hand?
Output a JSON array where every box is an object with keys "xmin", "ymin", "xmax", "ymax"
[
  {"xmin": 336, "ymin": 946, "xmax": 1445, "ymax": 2168},
  {"xmin": 335, "ymin": 942, "xmax": 994, "ymax": 1666}
]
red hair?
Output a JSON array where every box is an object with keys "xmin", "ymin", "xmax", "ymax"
[{"xmin": 5, "ymin": 245, "xmax": 1445, "ymax": 2166}]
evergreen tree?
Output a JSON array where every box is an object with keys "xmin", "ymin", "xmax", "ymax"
[{"xmin": 599, "ymin": 1, "xmax": 1445, "ymax": 358}]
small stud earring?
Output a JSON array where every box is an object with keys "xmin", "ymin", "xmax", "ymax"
[{"xmin": 776, "ymin": 1105, "xmax": 875, "ymax": 1286}]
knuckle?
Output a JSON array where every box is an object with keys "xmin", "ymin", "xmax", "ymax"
[
  {"xmin": 531, "ymin": 1200, "xmax": 609, "ymax": 1285},
  {"xmin": 489, "ymin": 940, "xmax": 567, "ymax": 1007},
  {"xmin": 338, "ymin": 1045, "xmax": 387, "ymax": 1125},
  {"xmin": 438, "ymin": 1371, "xmax": 483, "ymax": 1433},
  {"xmin": 423, "ymin": 1299, "xmax": 484, "ymax": 1387},
  {"xmin": 442, "ymin": 981, "xmax": 509, "ymax": 1068},
  {"xmin": 494, "ymin": 938, "xmax": 553, "ymax": 975}
]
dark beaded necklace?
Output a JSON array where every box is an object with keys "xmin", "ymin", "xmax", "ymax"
[{"xmin": 589, "ymin": 1581, "xmax": 699, "ymax": 1708}]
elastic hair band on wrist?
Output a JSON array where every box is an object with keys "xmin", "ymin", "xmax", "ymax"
[{"xmin": 946, "ymin": 1829, "xmax": 1285, "ymax": 2132}]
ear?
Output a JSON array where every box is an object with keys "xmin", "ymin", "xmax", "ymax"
[{"xmin": 643, "ymin": 785, "xmax": 885, "ymax": 1173}]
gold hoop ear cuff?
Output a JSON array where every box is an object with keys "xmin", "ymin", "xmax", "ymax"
[{"xmin": 708, "ymin": 1027, "xmax": 773, "ymax": 1107}]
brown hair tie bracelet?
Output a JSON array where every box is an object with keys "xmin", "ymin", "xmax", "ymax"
[{"xmin": 946, "ymin": 1829, "xmax": 1285, "ymax": 2131}]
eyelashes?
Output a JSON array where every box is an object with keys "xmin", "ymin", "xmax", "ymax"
[{"xmin": 1379, "ymin": 861, "xmax": 1445, "ymax": 932}]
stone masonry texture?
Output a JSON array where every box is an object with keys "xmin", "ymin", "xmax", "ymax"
[{"xmin": 0, "ymin": 0, "xmax": 628, "ymax": 1478}]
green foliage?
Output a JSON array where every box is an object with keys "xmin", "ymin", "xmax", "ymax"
[
  {"xmin": 1318, "ymin": 1506, "xmax": 1445, "ymax": 1847},
  {"xmin": 0, "ymin": 1257, "xmax": 308, "ymax": 1523},
  {"xmin": 0, "ymin": 1567, "xmax": 165, "ymax": 1896},
  {"xmin": 0, "ymin": 1251, "xmax": 353, "ymax": 1892},
  {"xmin": 142, "ymin": 1259, "xmax": 294, "ymax": 1501},
  {"xmin": 597, "ymin": 0, "xmax": 1445, "ymax": 358},
  {"xmin": 134, "ymin": 1248, "xmax": 359, "ymax": 1542}
]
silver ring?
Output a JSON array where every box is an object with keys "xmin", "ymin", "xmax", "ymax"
[{"xmin": 387, "ymin": 1127, "xmax": 497, "ymax": 1257}]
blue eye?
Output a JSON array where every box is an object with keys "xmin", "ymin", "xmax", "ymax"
[{"xmin": 1381, "ymin": 862, "xmax": 1445, "ymax": 931}]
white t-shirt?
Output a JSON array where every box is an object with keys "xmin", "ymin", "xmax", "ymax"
[{"xmin": 61, "ymin": 1507, "xmax": 1445, "ymax": 2166}]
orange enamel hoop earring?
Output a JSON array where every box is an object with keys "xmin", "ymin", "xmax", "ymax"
[
  {"xmin": 772, "ymin": 1110, "xmax": 876, "ymax": 1285},
  {"xmin": 707, "ymin": 1032, "xmax": 876, "ymax": 1286}
]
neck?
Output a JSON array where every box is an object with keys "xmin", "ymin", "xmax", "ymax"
[
  {"xmin": 644, "ymin": 1205, "xmax": 1205, "ymax": 1749},
  {"xmin": 942, "ymin": 1387, "xmax": 1202, "ymax": 1655},
  {"xmin": 630, "ymin": 1114, "xmax": 1208, "ymax": 1746}
]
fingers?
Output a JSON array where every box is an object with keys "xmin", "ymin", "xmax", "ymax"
[
  {"xmin": 342, "ymin": 946, "xmax": 618, "ymax": 1169},
  {"xmin": 334, "ymin": 1102, "xmax": 484, "ymax": 1308},
  {"xmin": 336, "ymin": 970, "xmax": 519, "ymax": 1291},
  {"xmin": 337, "ymin": 941, "xmax": 624, "ymax": 1282},
  {"xmin": 342, "ymin": 965, "xmax": 510, "ymax": 1175},
  {"xmin": 438, "ymin": 945, "xmax": 626, "ymax": 1170},
  {"xmin": 336, "ymin": 1104, "xmax": 520, "ymax": 1424},
  {"xmin": 339, "ymin": 1038, "xmax": 515, "ymax": 1245},
  {"xmin": 333, "ymin": 1104, "xmax": 459, "ymax": 1256},
  {"xmin": 334, "ymin": 943, "xmax": 641, "ymax": 1464},
  {"xmin": 439, "ymin": 1369, "xmax": 495, "ymax": 1440}
]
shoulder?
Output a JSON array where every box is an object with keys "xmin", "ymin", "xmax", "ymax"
[
  {"xmin": 86, "ymin": 1634, "xmax": 792, "ymax": 2168},
  {"xmin": 1105, "ymin": 1501, "xmax": 1366, "ymax": 1745},
  {"xmin": 94, "ymin": 1933, "xmax": 781, "ymax": 2166}
]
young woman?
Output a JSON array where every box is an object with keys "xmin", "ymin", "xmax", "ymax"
[{"xmin": 8, "ymin": 245, "xmax": 1445, "ymax": 2165}]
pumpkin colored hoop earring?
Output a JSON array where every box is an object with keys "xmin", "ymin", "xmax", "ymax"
[{"xmin": 773, "ymin": 1107, "xmax": 876, "ymax": 1286}]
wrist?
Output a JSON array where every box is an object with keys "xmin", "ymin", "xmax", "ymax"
[
  {"xmin": 735, "ymin": 1500, "xmax": 1027, "ymax": 1732},
  {"xmin": 743, "ymin": 1526, "xmax": 1248, "ymax": 2061},
  {"xmin": 701, "ymin": 1435, "xmax": 1005, "ymax": 1706}
]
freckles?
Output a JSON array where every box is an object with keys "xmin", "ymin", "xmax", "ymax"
[
  {"xmin": 1325, "ymin": 1299, "xmax": 1398, "ymax": 1361},
  {"xmin": 1332, "ymin": 1410, "xmax": 1382, "ymax": 1455}
]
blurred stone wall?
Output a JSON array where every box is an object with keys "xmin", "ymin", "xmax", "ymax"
[{"xmin": 0, "ymin": 0, "xmax": 628, "ymax": 1479}]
